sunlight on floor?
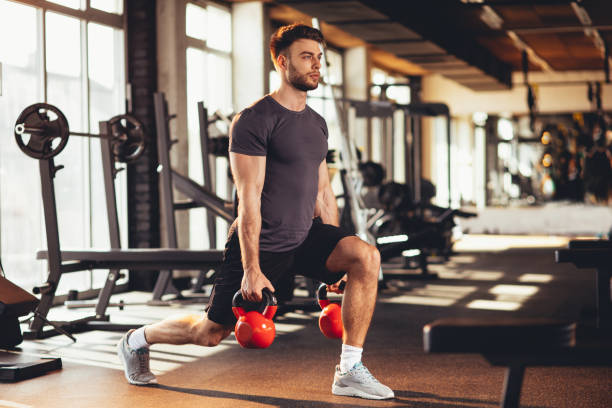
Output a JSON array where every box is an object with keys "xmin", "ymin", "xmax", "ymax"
[
  {"xmin": 519, "ymin": 274, "xmax": 554, "ymax": 283},
  {"xmin": 380, "ymin": 284, "xmax": 477, "ymax": 307},
  {"xmin": 454, "ymin": 235, "xmax": 571, "ymax": 252},
  {"xmin": 438, "ymin": 269, "xmax": 505, "ymax": 281}
]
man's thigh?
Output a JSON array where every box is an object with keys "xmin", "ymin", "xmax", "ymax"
[{"xmin": 293, "ymin": 218, "xmax": 353, "ymax": 285}]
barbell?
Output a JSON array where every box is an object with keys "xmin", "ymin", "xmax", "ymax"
[{"xmin": 14, "ymin": 103, "xmax": 146, "ymax": 163}]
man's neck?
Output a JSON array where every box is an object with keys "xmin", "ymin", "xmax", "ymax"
[{"xmin": 270, "ymin": 84, "xmax": 307, "ymax": 112}]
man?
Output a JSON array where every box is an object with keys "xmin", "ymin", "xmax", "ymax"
[{"xmin": 117, "ymin": 23, "xmax": 394, "ymax": 400}]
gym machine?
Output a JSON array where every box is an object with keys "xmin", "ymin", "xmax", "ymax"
[
  {"xmin": 13, "ymin": 103, "xmax": 224, "ymax": 339},
  {"xmin": 152, "ymin": 92, "xmax": 234, "ymax": 300},
  {"xmin": 343, "ymin": 100, "xmax": 476, "ymax": 280}
]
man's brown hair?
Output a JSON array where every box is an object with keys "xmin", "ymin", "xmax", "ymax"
[{"xmin": 270, "ymin": 23, "xmax": 325, "ymax": 66}]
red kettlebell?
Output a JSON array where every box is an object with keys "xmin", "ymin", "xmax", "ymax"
[
  {"xmin": 232, "ymin": 288, "xmax": 278, "ymax": 349},
  {"xmin": 316, "ymin": 282, "xmax": 345, "ymax": 339}
]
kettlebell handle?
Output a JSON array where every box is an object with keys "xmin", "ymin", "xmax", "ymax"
[
  {"xmin": 232, "ymin": 288, "xmax": 278, "ymax": 319},
  {"xmin": 316, "ymin": 281, "xmax": 345, "ymax": 309}
]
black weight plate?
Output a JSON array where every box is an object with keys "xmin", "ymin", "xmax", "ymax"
[
  {"xmin": 14, "ymin": 103, "xmax": 69, "ymax": 160},
  {"xmin": 108, "ymin": 114, "xmax": 146, "ymax": 163}
]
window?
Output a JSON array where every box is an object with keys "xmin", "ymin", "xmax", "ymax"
[
  {"xmin": 47, "ymin": 0, "xmax": 81, "ymax": 9},
  {"xmin": 91, "ymin": 0, "xmax": 123, "ymax": 14},
  {"xmin": 186, "ymin": 3, "xmax": 206, "ymax": 40},
  {"xmin": 0, "ymin": 0, "xmax": 44, "ymax": 291},
  {"xmin": 0, "ymin": 0, "xmax": 126, "ymax": 293},
  {"xmin": 185, "ymin": 1, "xmax": 233, "ymax": 249},
  {"xmin": 369, "ymin": 67, "xmax": 410, "ymax": 181}
]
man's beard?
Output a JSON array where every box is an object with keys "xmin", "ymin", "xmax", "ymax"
[{"xmin": 287, "ymin": 60, "xmax": 318, "ymax": 92}]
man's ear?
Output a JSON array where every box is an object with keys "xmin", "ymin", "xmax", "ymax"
[{"xmin": 277, "ymin": 53, "xmax": 287, "ymax": 70}]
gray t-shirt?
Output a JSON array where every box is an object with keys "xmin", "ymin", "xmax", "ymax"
[{"xmin": 230, "ymin": 95, "xmax": 328, "ymax": 252}]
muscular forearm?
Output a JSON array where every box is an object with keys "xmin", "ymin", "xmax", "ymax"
[
  {"xmin": 237, "ymin": 197, "xmax": 262, "ymax": 275},
  {"xmin": 316, "ymin": 186, "xmax": 339, "ymax": 226}
]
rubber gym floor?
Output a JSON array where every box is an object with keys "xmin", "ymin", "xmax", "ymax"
[{"xmin": 2, "ymin": 236, "xmax": 611, "ymax": 408}]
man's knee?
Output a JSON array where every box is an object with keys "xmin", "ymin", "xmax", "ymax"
[
  {"xmin": 362, "ymin": 244, "xmax": 380, "ymax": 279},
  {"xmin": 191, "ymin": 319, "xmax": 232, "ymax": 347},
  {"xmin": 348, "ymin": 241, "xmax": 380, "ymax": 280}
]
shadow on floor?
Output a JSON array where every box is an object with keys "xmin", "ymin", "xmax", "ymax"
[{"xmin": 159, "ymin": 384, "xmax": 548, "ymax": 408}]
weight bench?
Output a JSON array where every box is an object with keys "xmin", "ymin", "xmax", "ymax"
[
  {"xmin": 555, "ymin": 240, "xmax": 612, "ymax": 328},
  {"xmin": 423, "ymin": 318, "xmax": 612, "ymax": 408},
  {"xmin": 32, "ymin": 248, "xmax": 223, "ymax": 338}
]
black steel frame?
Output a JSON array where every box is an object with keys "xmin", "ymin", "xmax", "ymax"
[
  {"xmin": 26, "ymin": 120, "xmax": 223, "ymax": 339},
  {"xmin": 555, "ymin": 240, "xmax": 612, "ymax": 329},
  {"xmin": 151, "ymin": 93, "xmax": 234, "ymax": 300}
]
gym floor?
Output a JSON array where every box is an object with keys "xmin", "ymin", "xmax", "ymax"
[{"xmin": 2, "ymin": 236, "xmax": 612, "ymax": 408}]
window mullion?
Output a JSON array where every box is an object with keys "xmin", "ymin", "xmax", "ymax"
[
  {"xmin": 80, "ymin": 19, "xmax": 93, "ymax": 289},
  {"xmin": 40, "ymin": 8, "xmax": 48, "ymax": 102}
]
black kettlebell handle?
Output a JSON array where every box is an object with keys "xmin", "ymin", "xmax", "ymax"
[
  {"xmin": 232, "ymin": 288, "xmax": 277, "ymax": 314},
  {"xmin": 316, "ymin": 281, "xmax": 346, "ymax": 302}
]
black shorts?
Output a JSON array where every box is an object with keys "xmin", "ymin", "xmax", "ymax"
[{"xmin": 206, "ymin": 218, "xmax": 353, "ymax": 327}]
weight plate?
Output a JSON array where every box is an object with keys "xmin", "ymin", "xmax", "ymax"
[
  {"xmin": 108, "ymin": 114, "xmax": 146, "ymax": 163},
  {"xmin": 14, "ymin": 103, "xmax": 69, "ymax": 160}
]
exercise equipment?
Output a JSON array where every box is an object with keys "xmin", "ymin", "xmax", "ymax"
[
  {"xmin": 312, "ymin": 19, "xmax": 372, "ymax": 247},
  {"xmin": 316, "ymin": 283, "xmax": 344, "ymax": 339},
  {"xmin": 14, "ymin": 103, "xmax": 146, "ymax": 163},
  {"xmin": 0, "ymin": 275, "xmax": 39, "ymax": 347},
  {"xmin": 153, "ymin": 93, "xmax": 234, "ymax": 299},
  {"xmin": 0, "ymin": 274, "xmax": 63, "ymax": 381},
  {"xmin": 358, "ymin": 161, "xmax": 385, "ymax": 187},
  {"xmin": 16, "ymin": 116, "xmax": 223, "ymax": 339},
  {"xmin": 424, "ymin": 317, "xmax": 612, "ymax": 408},
  {"xmin": 232, "ymin": 289, "xmax": 277, "ymax": 349},
  {"xmin": 0, "ymin": 350, "xmax": 62, "ymax": 382},
  {"xmin": 555, "ymin": 239, "xmax": 612, "ymax": 329}
]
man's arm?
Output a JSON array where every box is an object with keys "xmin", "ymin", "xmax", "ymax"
[
  {"xmin": 314, "ymin": 159, "xmax": 339, "ymax": 226},
  {"xmin": 230, "ymin": 152, "xmax": 274, "ymax": 302},
  {"xmin": 315, "ymin": 159, "xmax": 347, "ymax": 292}
]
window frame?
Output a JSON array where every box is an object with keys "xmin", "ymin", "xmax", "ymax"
[
  {"xmin": 184, "ymin": 0, "xmax": 233, "ymax": 250},
  {"xmin": 1, "ymin": 0, "xmax": 128, "ymax": 296}
]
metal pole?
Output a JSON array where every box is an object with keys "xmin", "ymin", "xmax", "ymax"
[
  {"xmin": 447, "ymin": 114, "xmax": 452, "ymax": 207},
  {"xmin": 312, "ymin": 18, "xmax": 368, "ymax": 242}
]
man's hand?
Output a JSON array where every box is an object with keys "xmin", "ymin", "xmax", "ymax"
[
  {"xmin": 241, "ymin": 269, "xmax": 275, "ymax": 302},
  {"xmin": 327, "ymin": 274, "xmax": 347, "ymax": 294}
]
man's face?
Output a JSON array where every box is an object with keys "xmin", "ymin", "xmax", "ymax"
[{"xmin": 281, "ymin": 39, "xmax": 322, "ymax": 92}]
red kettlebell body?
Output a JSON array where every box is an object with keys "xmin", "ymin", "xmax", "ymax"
[
  {"xmin": 317, "ymin": 283, "xmax": 344, "ymax": 339},
  {"xmin": 319, "ymin": 303, "xmax": 343, "ymax": 339},
  {"xmin": 232, "ymin": 289, "xmax": 277, "ymax": 349},
  {"xmin": 235, "ymin": 310, "xmax": 276, "ymax": 348}
]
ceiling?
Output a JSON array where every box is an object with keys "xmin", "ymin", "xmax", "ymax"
[{"xmin": 267, "ymin": 0, "xmax": 612, "ymax": 91}]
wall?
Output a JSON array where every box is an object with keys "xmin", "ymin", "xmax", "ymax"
[
  {"xmin": 421, "ymin": 70, "xmax": 612, "ymax": 116},
  {"xmin": 420, "ymin": 70, "xmax": 612, "ymax": 207}
]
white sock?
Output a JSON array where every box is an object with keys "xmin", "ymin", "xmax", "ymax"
[
  {"xmin": 127, "ymin": 327, "xmax": 150, "ymax": 350},
  {"xmin": 340, "ymin": 344, "xmax": 362, "ymax": 373}
]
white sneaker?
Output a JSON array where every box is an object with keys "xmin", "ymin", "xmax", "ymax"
[
  {"xmin": 332, "ymin": 362, "xmax": 394, "ymax": 400},
  {"xmin": 117, "ymin": 330, "xmax": 157, "ymax": 385}
]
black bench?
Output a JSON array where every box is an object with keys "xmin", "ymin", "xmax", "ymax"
[
  {"xmin": 29, "ymin": 249, "xmax": 224, "ymax": 339},
  {"xmin": 555, "ymin": 239, "xmax": 612, "ymax": 328},
  {"xmin": 36, "ymin": 248, "xmax": 223, "ymax": 271},
  {"xmin": 423, "ymin": 318, "xmax": 612, "ymax": 408}
]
